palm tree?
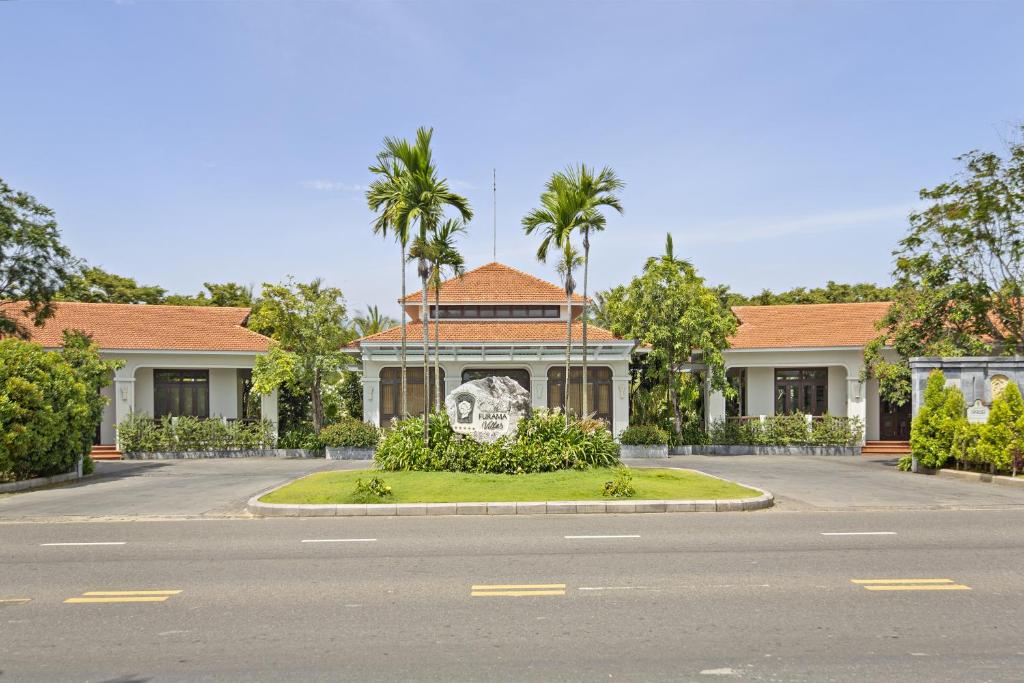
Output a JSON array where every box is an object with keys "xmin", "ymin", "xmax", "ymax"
[
  {"xmin": 410, "ymin": 219, "xmax": 466, "ymax": 408},
  {"xmin": 556, "ymin": 241, "xmax": 584, "ymax": 427},
  {"xmin": 550, "ymin": 164, "xmax": 624, "ymax": 418},
  {"xmin": 354, "ymin": 304, "xmax": 397, "ymax": 338},
  {"xmin": 367, "ymin": 152, "xmax": 412, "ymax": 418},
  {"xmin": 381, "ymin": 127, "xmax": 473, "ymax": 444}
]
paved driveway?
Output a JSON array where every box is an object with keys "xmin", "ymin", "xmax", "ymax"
[
  {"xmin": 0, "ymin": 458, "xmax": 360, "ymax": 521},
  {"xmin": 630, "ymin": 454, "xmax": 1024, "ymax": 510}
]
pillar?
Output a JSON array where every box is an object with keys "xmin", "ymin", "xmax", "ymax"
[
  {"xmin": 362, "ymin": 376, "xmax": 381, "ymax": 426},
  {"xmin": 530, "ymin": 375, "xmax": 548, "ymax": 412},
  {"xmin": 845, "ymin": 364, "xmax": 867, "ymax": 445},
  {"xmin": 612, "ymin": 374, "xmax": 630, "ymax": 437},
  {"xmin": 112, "ymin": 368, "xmax": 135, "ymax": 451},
  {"xmin": 260, "ymin": 387, "xmax": 279, "ymax": 437}
]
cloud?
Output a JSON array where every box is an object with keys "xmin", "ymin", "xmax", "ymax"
[
  {"xmin": 671, "ymin": 202, "xmax": 919, "ymax": 247},
  {"xmin": 301, "ymin": 180, "xmax": 365, "ymax": 192}
]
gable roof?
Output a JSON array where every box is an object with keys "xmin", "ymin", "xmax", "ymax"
[
  {"xmin": 0, "ymin": 301, "xmax": 271, "ymax": 352},
  {"xmin": 403, "ymin": 262, "xmax": 585, "ymax": 304},
  {"xmin": 351, "ymin": 320, "xmax": 623, "ymax": 346},
  {"xmin": 729, "ymin": 302, "xmax": 891, "ymax": 350}
]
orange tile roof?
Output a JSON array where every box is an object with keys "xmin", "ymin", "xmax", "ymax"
[
  {"xmin": 351, "ymin": 320, "xmax": 624, "ymax": 346},
  {"xmin": 729, "ymin": 302, "xmax": 891, "ymax": 349},
  {"xmin": 0, "ymin": 301, "xmax": 271, "ymax": 352},
  {"xmin": 403, "ymin": 262, "xmax": 586, "ymax": 304}
]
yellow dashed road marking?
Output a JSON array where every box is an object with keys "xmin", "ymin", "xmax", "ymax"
[
  {"xmin": 471, "ymin": 583, "xmax": 566, "ymax": 597},
  {"xmin": 851, "ymin": 578, "xmax": 971, "ymax": 591},
  {"xmin": 65, "ymin": 589, "xmax": 183, "ymax": 604},
  {"xmin": 0, "ymin": 598, "xmax": 32, "ymax": 605}
]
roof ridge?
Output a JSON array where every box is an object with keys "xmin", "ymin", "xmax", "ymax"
[
  {"xmin": 403, "ymin": 261, "xmax": 584, "ymax": 303},
  {"xmin": 731, "ymin": 301, "xmax": 893, "ymax": 312}
]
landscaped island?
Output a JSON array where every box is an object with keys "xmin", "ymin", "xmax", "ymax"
[{"xmin": 259, "ymin": 467, "xmax": 760, "ymax": 505}]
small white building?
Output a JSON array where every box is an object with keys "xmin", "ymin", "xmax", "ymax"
[
  {"xmin": 350, "ymin": 262, "xmax": 636, "ymax": 435},
  {"xmin": 4, "ymin": 302, "xmax": 278, "ymax": 454}
]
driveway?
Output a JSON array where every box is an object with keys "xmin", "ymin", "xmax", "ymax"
[
  {"xmin": 629, "ymin": 454, "xmax": 1024, "ymax": 510},
  {"xmin": 0, "ymin": 458, "xmax": 360, "ymax": 521}
]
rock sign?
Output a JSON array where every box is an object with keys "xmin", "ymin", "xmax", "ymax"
[{"xmin": 445, "ymin": 376, "xmax": 531, "ymax": 444}]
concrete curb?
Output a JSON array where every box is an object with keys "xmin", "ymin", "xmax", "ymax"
[
  {"xmin": 0, "ymin": 469, "xmax": 83, "ymax": 494},
  {"xmin": 124, "ymin": 448, "xmax": 322, "ymax": 460},
  {"xmin": 245, "ymin": 467, "xmax": 774, "ymax": 517},
  {"xmin": 670, "ymin": 445, "xmax": 861, "ymax": 456},
  {"xmin": 934, "ymin": 468, "xmax": 1024, "ymax": 489}
]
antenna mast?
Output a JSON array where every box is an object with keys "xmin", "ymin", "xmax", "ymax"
[{"xmin": 492, "ymin": 168, "xmax": 497, "ymax": 262}]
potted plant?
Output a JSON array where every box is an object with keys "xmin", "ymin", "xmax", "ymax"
[
  {"xmin": 322, "ymin": 419, "xmax": 380, "ymax": 460},
  {"xmin": 618, "ymin": 425, "xmax": 669, "ymax": 458}
]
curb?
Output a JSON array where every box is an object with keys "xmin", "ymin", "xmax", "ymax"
[
  {"xmin": 0, "ymin": 469, "xmax": 83, "ymax": 494},
  {"xmin": 934, "ymin": 468, "xmax": 1024, "ymax": 489},
  {"xmin": 245, "ymin": 468, "xmax": 774, "ymax": 517}
]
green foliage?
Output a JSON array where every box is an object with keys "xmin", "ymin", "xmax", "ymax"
[
  {"xmin": 896, "ymin": 455, "xmax": 913, "ymax": 471},
  {"xmin": 602, "ymin": 466, "xmax": 636, "ymax": 498},
  {"xmin": 339, "ymin": 370, "xmax": 363, "ymax": 420},
  {"xmin": 866, "ymin": 130, "xmax": 1024, "ymax": 403},
  {"xmin": 727, "ymin": 281, "xmax": 896, "ymax": 307},
  {"xmin": 320, "ymin": 418, "xmax": 380, "ymax": 449},
  {"xmin": 374, "ymin": 409, "xmax": 620, "ymax": 474},
  {"xmin": 688, "ymin": 414, "xmax": 863, "ymax": 447},
  {"xmin": 351, "ymin": 476, "xmax": 392, "ymax": 503},
  {"xmin": 0, "ymin": 178, "xmax": 78, "ymax": 338},
  {"xmin": 0, "ymin": 337, "xmax": 112, "ymax": 481},
  {"xmin": 976, "ymin": 382, "xmax": 1024, "ymax": 473},
  {"xmin": 910, "ymin": 370, "xmax": 968, "ymax": 469},
  {"xmin": 116, "ymin": 414, "xmax": 276, "ymax": 453},
  {"xmin": 277, "ymin": 426, "xmax": 323, "ymax": 451},
  {"xmin": 81, "ymin": 454, "xmax": 95, "ymax": 476},
  {"xmin": 619, "ymin": 425, "xmax": 669, "ymax": 446}
]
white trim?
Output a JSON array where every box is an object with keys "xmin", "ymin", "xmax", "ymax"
[{"xmin": 726, "ymin": 345, "xmax": 867, "ymax": 353}]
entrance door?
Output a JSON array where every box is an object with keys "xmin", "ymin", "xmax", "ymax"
[{"xmin": 879, "ymin": 400, "xmax": 911, "ymax": 440}]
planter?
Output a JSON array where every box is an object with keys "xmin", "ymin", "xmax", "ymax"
[
  {"xmin": 669, "ymin": 445, "xmax": 861, "ymax": 456},
  {"xmin": 0, "ymin": 469, "xmax": 83, "ymax": 493},
  {"xmin": 325, "ymin": 446, "xmax": 376, "ymax": 461},
  {"xmin": 123, "ymin": 448, "xmax": 323, "ymax": 460},
  {"xmin": 619, "ymin": 444, "xmax": 669, "ymax": 459}
]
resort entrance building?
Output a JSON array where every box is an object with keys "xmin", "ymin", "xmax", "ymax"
[{"xmin": 350, "ymin": 263, "xmax": 636, "ymax": 435}]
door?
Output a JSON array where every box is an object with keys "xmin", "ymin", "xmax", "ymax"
[{"xmin": 879, "ymin": 400, "xmax": 911, "ymax": 440}]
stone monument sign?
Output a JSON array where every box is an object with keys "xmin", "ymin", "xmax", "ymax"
[
  {"xmin": 967, "ymin": 399, "xmax": 990, "ymax": 424},
  {"xmin": 445, "ymin": 376, "xmax": 531, "ymax": 443}
]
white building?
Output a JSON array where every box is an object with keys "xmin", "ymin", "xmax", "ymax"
[
  {"xmin": 350, "ymin": 262, "xmax": 636, "ymax": 435},
  {"xmin": 4, "ymin": 302, "xmax": 278, "ymax": 456}
]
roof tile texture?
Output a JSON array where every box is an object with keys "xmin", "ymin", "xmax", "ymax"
[
  {"xmin": 1, "ymin": 302, "xmax": 271, "ymax": 352},
  {"xmin": 353, "ymin": 320, "xmax": 620, "ymax": 345},
  {"xmin": 729, "ymin": 302, "xmax": 891, "ymax": 349},
  {"xmin": 403, "ymin": 262, "xmax": 585, "ymax": 303}
]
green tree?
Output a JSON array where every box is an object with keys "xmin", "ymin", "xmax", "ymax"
[
  {"xmin": 353, "ymin": 304, "xmax": 397, "ymax": 338},
  {"xmin": 1, "ymin": 178, "xmax": 78, "ymax": 337},
  {"xmin": 59, "ymin": 331, "xmax": 123, "ymax": 455},
  {"xmin": 410, "ymin": 219, "xmax": 466, "ymax": 408},
  {"xmin": 978, "ymin": 382, "xmax": 1024, "ymax": 474},
  {"xmin": 606, "ymin": 234, "xmax": 737, "ymax": 438},
  {"xmin": 909, "ymin": 370, "xmax": 967, "ymax": 469},
  {"xmin": 59, "ymin": 266, "xmax": 166, "ymax": 304},
  {"xmin": 555, "ymin": 241, "xmax": 584, "ymax": 426},
  {"xmin": 728, "ymin": 281, "xmax": 896, "ymax": 306},
  {"xmin": 523, "ymin": 164, "xmax": 624, "ymax": 417},
  {"xmin": 164, "ymin": 282, "xmax": 255, "ymax": 307},
  {"xmin": 379, "ymin": 127, "xmax": 473, "ymax": 444},
  {"xmin": 248, "ymin": 278, "xmax": 353, "ymax": 433},
  {"xmin": 867, "ymin": 131, "xmax": 1024, "ymax": 404}
]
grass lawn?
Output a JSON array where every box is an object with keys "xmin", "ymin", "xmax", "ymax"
[{"xmin": 260, "ymin": 467, "xmax": 760, "ymax": 505}]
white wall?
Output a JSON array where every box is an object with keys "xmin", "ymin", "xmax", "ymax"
[{"xmin": 746, "ymin": 367, "xmax": 774, "ymax": 416}]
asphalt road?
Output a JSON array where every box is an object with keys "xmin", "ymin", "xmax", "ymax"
[{"xmin": 4, "ymin": 509, "xmax": 1024, "ymax": 681}]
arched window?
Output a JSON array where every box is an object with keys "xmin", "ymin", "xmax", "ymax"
[
  {"xmin": 379, "ymin": 367, "xmax": 445, "ymax": 424},
  {"xmin": 547, "ymin": 366, "xmax": 612, "ymax": 423},
  {"xmin": 461, "ymin": 368, "xmax": 530, "ymax": 391}
]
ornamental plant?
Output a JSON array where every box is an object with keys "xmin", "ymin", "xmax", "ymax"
[
  {"xmin": 976, "ymin": 382, "xmax": 1024, "ymax": 473},
  {"xmin": 320, "ymin": 418, "xmax": 380, "ymax": 449},
  {"xmin": 910, "ymin": 370, "xmax": 967, "ymax": 469},
  {"xmin": 602, "ymin": 466, "xmax": 636, "ymax": 498},
  {"xmin": 619, "ymin": 425, "xmax": 669, "ymax": 446}
]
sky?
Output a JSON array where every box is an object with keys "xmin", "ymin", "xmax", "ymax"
[{"xmin": 2, "ymin": 0, "xmax": 1023, "ymax": 318}]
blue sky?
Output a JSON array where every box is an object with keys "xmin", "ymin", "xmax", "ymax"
[{"xmin": 3, "ymin": 1, "xmax": 1023, "ymax": 317}]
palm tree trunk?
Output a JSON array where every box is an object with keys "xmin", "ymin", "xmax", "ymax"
[
  {"xmin": 400, "ymin": 243, "xmax": 408, "ymax": 419},
  {"xmin": 434, "ymin": 279, "xmax": 441, "ymax": 411},
  {"xmin": 565, "ymin": 285, "xmax": 572, "ymax": 429},
  {"xmin": 581, "ymin": 228, "xmax": 590, "ymax": 418},
  {"xmin": 420, "ymin": 260, "xmax": 431, "ymax": 445}
]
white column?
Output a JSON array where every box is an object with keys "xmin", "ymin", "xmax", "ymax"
[
  {"xmin": 530, "ymin": 375, "xmax": 548, "ymax": 411},
  {"xmin": 362, "ymin": 376, "xmax": 381, "ymax": 426},
  {"xmin": 706, "ymin": 388, "xmax": 726, "ymax": 428},
  {"xmin": 846, "ymin": 363, "xmax": 867, "ymax": 445},
  {"xmin": 260, "ymin": 387, "xmax": 279, "ymax": 437},
  {"xmin": 112, "ymin": 368, "xmax": 135, "ymax": 451},
  {"xmin": 612, "ymin": 374, "xmax": 630, "ymax": 437}
]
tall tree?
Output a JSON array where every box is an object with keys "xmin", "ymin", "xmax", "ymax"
[
  {"xmin": 59, "ymin": 266, "xmax": 166, "ymax": 304},
  {"xmin": 381, "ymin": 127, "xmax": 473, "ymax": 444},
  {"xmin": 0, "ymin": 178, "xmax": 78, "ymax": 337},
  {"xmin": 556, "ymin": 241, "xmax": 584, "ymax": 427},
  {"xmin": 410, "ymin": 219, "xmax": 466, "ymax": 408},
  {"xmin": 353, "ymin": 304, "xmax": 397, "ymax": 338},
  {"xmin": 605, "ymin": 234, "xmax": 737, "ymax": 438},
  {"xmin": 866, "ymin": 130, "xmax": 1024, "ymax": 404},
  {"xmin": 248, "ymin": 278, "xmax": 353, "ymax": 433},
  {"xmin": 367, "ymin": 151, "xmax": 413, "ymax": 420},
  {"xmin": 523, "ymin": 165, "xmax": 623, "ymax": 418}
]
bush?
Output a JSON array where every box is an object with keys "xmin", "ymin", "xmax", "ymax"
[
  {"xmin": 602, "ymin": 466, "xmax": 636, "ymax": 497},
  {"xmin": 0, "ymin": 337, "xmax": 115, "ymax": 482},
  {"xmin": 910, "ymin": 370, "xmax": 967, "ymax": 469},
  {"xmin": 116, "ymin": 415, "xmax": 276, "ymax": 453},
  {"xmin": 619, "ymin": 425, "xmax": 669, "ymax": 446},
  {"xmin": 81, "ymin": 454, "xmax": 95, "ymax": 476},
  {"xmin": 374, "ymin": 409, "xmax": 620, "ymax": 474},
  {"xmin": 976, "ymin": 382, "xmax": 1024, "ymax": 474},
  {"xmin": 320, "ymin": 419, "xmax": 380, "ymax": 449},
  {"xmin": 278, "ymin": 425, "xmax": 323, "ymax": 450},
  {"xmin": 696, "ymin": 414, "xmax": 863, "ymax": 447},
  {"xmin": 351, "ymin": 476, "xmax": 392, "ymax": 503}
]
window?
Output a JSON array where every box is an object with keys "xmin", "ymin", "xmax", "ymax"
[
  {"xmin": 774, "ymin": 368, "xmax": 828, "ymax": 416},
  {"xmin": 430, "ymin": 305, "xmax": 559, "ymax": 319},
  {"xmin": 461, "ymin": 368, "xmax": 530, "ymax": 391},
  {"xmin": 379, "ymin": 367, "xmax": 446, "ymax": 424},
  {"xmin": 547, "ymin": 366, "xmax": 613, "ymax": 424},
  {"xmin": 726, "ymin": 368, "xmax": 746, "ymax": 418},
  {"xmin": 154, "ymin": 370, "xmax": 210, "ymax": 418}
]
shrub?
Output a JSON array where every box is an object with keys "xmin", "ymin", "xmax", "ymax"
[
  {"xmin": 602, "ymin": 466, "xmax": 636, "ymax": 498},
  {"xmin": 351, "ymin": 476, "xmax": 392, "ymax": 503},
  {"xmin": 910, "ymin": 370, "xmax": 967, "ymax": 469},
  {"xmin": 976, "ymin": 382, "xmax": 1024, "ymax": 474},
  {"xmin": 0, "ymin": 337, "xmax": 115, "ymax": 481},
  {"xmin": 698, "ymin": 414, "xmax": 862, "ymax": 447},
  {"xmin": 117, "ymin": 415, "xmax": 276, "ymax": 453},
  {"xmin": 81, "ymin": 454, "xmax": 95, "ymax": 476},
  {"xmin": 619, "ymin": 425, "xmax": 669, "ymax": 446},
  {"xmin": 810, "ymin": 414, "xmax": 865, "ymax": 446},
  {"xmin": 320, "ymin": 419, "xmax": 380, "ymax": 449},
  {"xmin": 374, "ymin": 409, "xmax": 620, "ymax": 474},
  {"xmin": 278, "ymin": 425, "xmax": 323, "ymax": 450}
]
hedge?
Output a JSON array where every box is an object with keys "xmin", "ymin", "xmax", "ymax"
[
  {"xmin": 619, "ymin": 424, "xmax": 669, "ymax": 446},
  {"xmin": 320, "ymin": 418, "xmax": 380, "ymax": 449},
  {"xmin": 681, "ymin": 414, "xmax": 863, "ymax": 447},
  {"xmin": 116, "ymin": 414, "xmax": 277, "ymax": 453}
]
